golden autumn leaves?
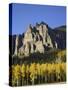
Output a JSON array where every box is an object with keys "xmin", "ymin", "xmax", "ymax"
[{"xmin": 10, "ymin": 62, "xmax": 66, "ymax": 86}]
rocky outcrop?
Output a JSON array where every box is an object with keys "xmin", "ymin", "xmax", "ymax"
[
  {"xmin": 14, "ymin": 35, "xmax": 19, "ymax": 55},
  {"xmin": 35, "ymin": 41, "xmax": 44, "ymax": 53},
  {"xmin": 10, "ymin": 22, "xmax": 66, "ymax": 57}
]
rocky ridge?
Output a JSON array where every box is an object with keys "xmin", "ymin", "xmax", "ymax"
[{"xmin": 10, "ymin": 22, "xmax": 66, "ymax": 57}]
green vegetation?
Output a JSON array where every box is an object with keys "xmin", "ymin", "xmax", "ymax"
[{"xmin": 12, "ymin": 49, "xmax": 66, "ymax": 65}]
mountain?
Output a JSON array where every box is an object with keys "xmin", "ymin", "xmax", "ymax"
[
  {"xmin": 9, "ymin": 22, "xmax": 66, "ymax": 58},
  {"xmin": 53, "ymin": 25, "xmax": 66, "ymax": 49},
  {"xmin": 54, "ymin": 25, "xmax": 66, "ymax": 32}
]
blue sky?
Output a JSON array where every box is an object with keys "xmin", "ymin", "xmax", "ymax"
[{"xmin": 11, "ymin": 3, "xmax": 66, "ymax": 35}]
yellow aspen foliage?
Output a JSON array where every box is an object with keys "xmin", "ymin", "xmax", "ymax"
[
  {"xmin": 47, "ymin": 63, "xmax": 52, "ymax": 74},
  {"xmin": 10, "ymin": 62, "xmax": 66, "ymax": 86},
  {"xmin": 40, "ymin": 63, "xmax": 48, "ymax": 76},
  {"xmin": 29, "ymin": 63, "xmax": 37, "ymax": 82},
  {"xmin": 36, "ymin": 63, "xmax": 41, "ymax": 75},
  {"xmin": 21, "ymin": 64, "xmax": 25, "ymax": 78},
  {"xmin": 14, "ymin": 64, "xmax": 21, "ymax": 80}
]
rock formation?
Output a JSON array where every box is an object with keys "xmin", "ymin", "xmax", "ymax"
[
  {"xmin": 14, "ymin": 35, "xmax": 19, "ymax": 55},
  {"xmin": 10, "ymin": 22, "xmax": 66, "ymax": 57}
]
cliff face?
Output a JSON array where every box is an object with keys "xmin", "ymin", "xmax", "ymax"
[{"xmin": 10, "ymin": 22, "xmax": 66, "ymax": 57}]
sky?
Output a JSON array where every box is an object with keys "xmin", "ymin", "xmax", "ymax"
[{"xmin": 10, "ymin": 3, "xmax": 66, "ymax": 35}]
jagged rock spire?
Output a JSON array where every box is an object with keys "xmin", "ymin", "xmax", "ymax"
[
  {"xmin": 14, "ymin": 35, "xmax": 19, "ymax": 55},
  {"xmin": 13, "ymin": 22, "xmax": 61, "ymax": 57}
]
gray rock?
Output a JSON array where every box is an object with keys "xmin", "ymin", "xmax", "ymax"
[
  {"xmin": 14, "ymin": 35, "xmax": 19, "ymax": 55},
  {"xmin": 12, "ymin": 22, "xmax": 66, "ymax": 57}
]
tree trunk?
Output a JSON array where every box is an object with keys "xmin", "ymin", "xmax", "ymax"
[
  {"xmin": 32, "ymin": 79, "xmax": 34, "ymax": 85},
  {"xmin": 22, "ymin": 78, "xmax": 24, "ymax": 85},
  {"xmin": 17, "ymin": 79, "xmax": 19, "ymax": 86}
]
